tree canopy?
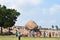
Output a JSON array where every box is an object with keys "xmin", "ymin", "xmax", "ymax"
[
  {"xmin": 55, "ymin": 25, "xmax": 58, "ymax": 30},
  {"xmin": 0, "ymin": 5, "xmax": 20, "ymax": 33}
]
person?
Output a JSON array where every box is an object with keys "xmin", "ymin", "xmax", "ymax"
[
  {"xmin": 44, "ymin": 31, "xmax": 46, "ymax": 37},
  {"xmin": 49, "ymin": 32, "xmax": 51, "ymax": 37},
  {"xmin": 18, "ymin": 32, "xmax": 21, "ymax": 40},
  {"xmin": 16, "ymin": 30, "xmax": 18, "ymax": 37}
]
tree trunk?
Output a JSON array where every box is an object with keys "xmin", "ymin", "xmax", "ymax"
[
  {"xmin": 9, "ymin": 27, "xmax": 10, "ymax": 33},
  {"xmin": 1, "ymin": 27, "xmax": 3, "ymax": 34}
]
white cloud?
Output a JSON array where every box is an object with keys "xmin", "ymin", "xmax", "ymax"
[
  {"xmin": 50, "ymin": 4, "xmax": 60, "ymax": 14},
  {"xmin": 39, "ymin": 19, "xmax": 56, "ymax": 25},
  {"xmin": 50, "ymin": 20, "xmax": 56, "ymax": 24},
  {"xmin": 0, "ymin": 0, "xmax": 43, "ymax": 12},
  {"xmin": 0, "ymin": 0, "xmax": 11, "ymax": 5},
  {"xmin": 0, "ymin": 0, "xmax": 43, "ymax": 6},
  {"xmin": 42, "ymin": 4, "xmax": 60, "ymax": 15},
  {"xmin": 29, "ymin": 0, "xmax": 43, "ymax": 6},
  {"xmin": 39, "ymin": 20, "xmax": 46, "ymax": 24}
]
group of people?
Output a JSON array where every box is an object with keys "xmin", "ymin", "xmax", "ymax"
[{"xmin": 30, "ymin": 30, "xmax": 40, "ymax": 37}]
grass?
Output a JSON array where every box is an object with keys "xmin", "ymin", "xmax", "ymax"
[{"xmin": 0, "ymin": 36, "xmax": 60, "ymax": 40}]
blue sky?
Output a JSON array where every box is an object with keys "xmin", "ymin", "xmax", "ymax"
[{"xmin": 0, "ymin": 0, "xmax": 60, "ymax": 28}]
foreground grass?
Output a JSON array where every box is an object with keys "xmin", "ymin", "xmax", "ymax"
[{"xmin": 0, "ymin": 36, "xmax": 60, "ymax": 40}]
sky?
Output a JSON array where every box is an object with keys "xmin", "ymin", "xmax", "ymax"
[{"xmin": 0, "ymin": 0, "xmax": 60, "ymax": 28}]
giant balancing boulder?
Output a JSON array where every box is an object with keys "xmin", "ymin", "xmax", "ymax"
[{"xmin": 25, "ymin": 20, "xmax": 38, "ymax": 30}]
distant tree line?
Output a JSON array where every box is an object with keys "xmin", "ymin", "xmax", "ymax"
[{"xmin": 52, "ymin": 25, "xmax": 59, "ymax": 30}]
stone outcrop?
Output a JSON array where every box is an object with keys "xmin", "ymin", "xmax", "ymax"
[{"xmin": 25, "ymin": 20, "xmax": 38, "ymax": 30}]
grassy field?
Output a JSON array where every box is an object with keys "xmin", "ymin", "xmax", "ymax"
[{"xmin": 0, "ymin": 36, "xmax": 60, "ymax": 40}]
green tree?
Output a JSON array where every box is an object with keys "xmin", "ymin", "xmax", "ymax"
[
  {"xmin": 0, "ymin": 5, "xmax": 7, "ymax": 34},
  {"xmin": 52, "ymin": 25, "xmax": 54, "ymax": 29},
  {"xmin": 0, "ymin": 5, "xmax": 20, "ymax": 34},
  {"xmin": 55, "ymin": 25, "xmax": 58, "ymax": 30}
]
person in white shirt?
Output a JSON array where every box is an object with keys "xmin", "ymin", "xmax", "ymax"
[{"xmin": 18, "ymin": 32, "xmax": 21, "ymax": 40}]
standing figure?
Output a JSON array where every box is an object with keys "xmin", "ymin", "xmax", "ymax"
[
  {"xmin": 16, "ymin": 30, "xmax": 18, "ymax": 37},
  {"xmin": 49, "ymin": 32, "xmax": 51, "ymax": 37},
  {"xmin": 44, "ymin": 31, "xmax": 46, "ymax": 37},
  {"xmin": 18, "ymin": 32, "xmax": 21, "ymax": 40}
]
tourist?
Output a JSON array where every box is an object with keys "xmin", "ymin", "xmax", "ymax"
[
  {"xmin": 16, "ymin": 30, "xmax": 18, "ymax": 37},
  {"xmin": 18, "ymin": 32, "xmax": 21, "ymax": 40}
]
